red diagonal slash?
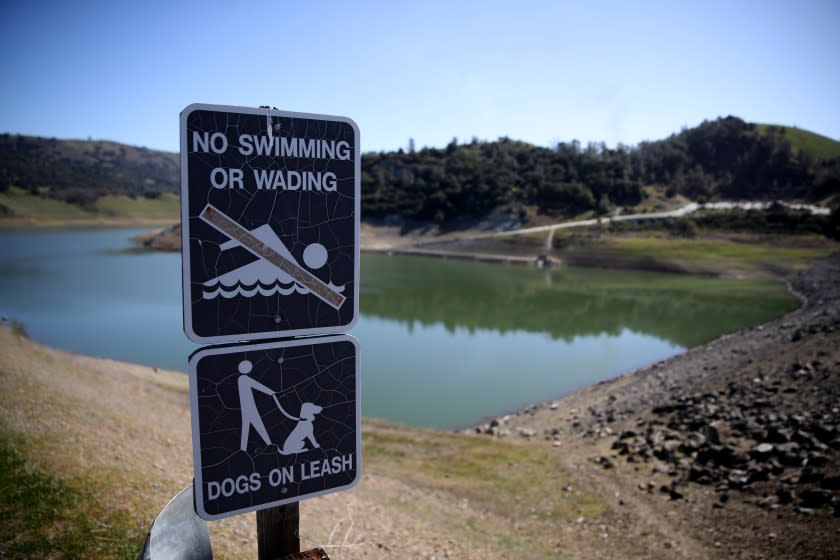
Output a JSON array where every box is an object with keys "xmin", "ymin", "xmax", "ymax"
[{"xmin": 199, "ymin": 204, "xmax": 346, "ymax": 310}]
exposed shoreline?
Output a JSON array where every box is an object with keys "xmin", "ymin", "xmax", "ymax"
[
  {"xmin": 128, "ymin": 220, "xmax": 838, "ymax": 282},
  {"xmin": 1, "ymin": 241, "xmax": 838, "ymax": 557}
]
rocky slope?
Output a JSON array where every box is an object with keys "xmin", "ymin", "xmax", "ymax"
[{"xmin": 472, "ymin": 253, "xmax": 840, "ymax": 559}]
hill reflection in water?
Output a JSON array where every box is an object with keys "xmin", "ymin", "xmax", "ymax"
[
  {"xmin": 356, "ymin": 254, "xmax": 796, "ymax": 428},
  {"xmin": 360, "ymin": 254, "xmax": 795, "ymax": 349}
]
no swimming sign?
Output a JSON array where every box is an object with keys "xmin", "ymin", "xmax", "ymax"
[
  {"xmin": 189, "ymin": 336, "xmax": 360, "ymax": 520},
  {"xmin": 179, "ymin": 104, "xmax": 360, "ymax": 343}
]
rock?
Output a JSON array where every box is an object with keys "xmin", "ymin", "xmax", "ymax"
[
  {"xmin": 659, "ymin": 483, "xmax": 683, "ymax": 500},
  {"xmin": 800, "ymin": 488, "xmax": 832, "ymax": 509},
  {"xmin": 728, "ymin": 470, "xmax": 751, "ymax": 489},
  {"xmin": 776, "ymin": 486, "xmax": 795, "ymax": 504},
  {"xmin": 518, "ymin": 428, "xmax": 536, "ymax": 438},
  {"xmin": 611, "ymin": 440, "xmax": 629, "ymax": 453},
  {"xmin": 747, "ymin": 462, "xmax": 770, "ymax": 482},
  {"xmin": 704, "ymin": 424, "xmax": 721, "ymax": 445},
  {"xmin": 688, "ymin": 466, "xmax": 713, "ymax": 484},
  {"xmin": 820, "ymin": 475, "xmax": 840, "ymax": 490},
  {"xmin": 764, "ymin": 426, "xmax": 791, "ymax": 443},
  {"xmin": 775, "ymin": 442, "xmax": 803, "ymax": 466},
  {"xmin": 751, "ymin": 442, "xmax": 775, "ymax": 459},
  {"xmin": 754, "ymin": 495, "xmax": 779, "ymax": 509},
  {"xmin": 799, "ymin": 467, "xmax": 823, "ymax": 487},
  {"xmin": 697, "ymin": 445, "xmax": 738, "ymax": 468},
  {"xmin": 792, "ymin": 430, "xmax": 816, "ymax": 446},
  {"xmin": 596, "ymin": 456, "xmax": 615, "ymax": 469},
  {"xmin": 662, "ymin": 440, "xmax": 682, "ymax": 453},
  {"xmin": 812, "ymin": 423, "xmax": 836, "ymax": 443},
  {"xmin": 806, "ymin": 452, "xmax": 829, "ymax": 467}
]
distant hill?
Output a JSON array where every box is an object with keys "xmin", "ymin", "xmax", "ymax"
[
  {"xmin": 363, "ymin": 116, "xmax": 840, "ymax": 223},
  {"xmin": 0, "ymin": 134, "xmax": 178, "ymax": 204},
  {"xmin": 630, "ymin": 117, "xmax": 839, "ymax": 203},
  {"xmin": 756, "ymin": 124, "xmax": 840, "ymax": 161},
  {"xmin": 2, "ymin": 118, "xmax": 838, "ymax": 225}
]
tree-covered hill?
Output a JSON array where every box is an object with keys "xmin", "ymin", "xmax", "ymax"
[
  {"xmin": 363, "ymin": 117, "xmax": 839, "ymax": 223},
  {"xmin": 2, "ymin": 117, "xmax": 838, "ymax": 224},
  {"xmin": 633, "ymin": 117, "xmax": 839, "ymax": 202},
  {"xmin": 363, "ymin": 137, "xmax": 644, "ymax": 223}
]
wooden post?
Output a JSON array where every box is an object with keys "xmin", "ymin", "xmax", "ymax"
[{"xmin": 257, "ymin": 503, "xmax": 300, "ymax": 560}]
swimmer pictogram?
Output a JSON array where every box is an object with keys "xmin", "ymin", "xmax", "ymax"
[{"xmin": 201, "ymin": 205, "xmax": 346, "ymax": 309}]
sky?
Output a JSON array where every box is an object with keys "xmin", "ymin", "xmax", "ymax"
[{"xmin": 1, "ymin": 0, "xmax": 838, "ymax": 154}]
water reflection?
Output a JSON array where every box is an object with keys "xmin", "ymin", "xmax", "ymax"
[{"xmin": 360, "ymin": 253, "xmax": 795, "ymax": 348}]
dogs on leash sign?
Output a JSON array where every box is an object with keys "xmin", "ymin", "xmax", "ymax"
[
  {"xmin": 179, "ymin": 104, "xmax": 360, "ymax": 343},
  {"xmin": 189, "ymin": 336, "xmax": 360, "ymax": 520}
]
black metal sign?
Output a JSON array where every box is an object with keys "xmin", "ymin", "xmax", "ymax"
[
  {"xmin": 189, "ymin": 336, "xmax": 360, "ymax": 520},
  {"xmin": 180, "ymin": 104, "xmax": 360, "ymax": 343}
]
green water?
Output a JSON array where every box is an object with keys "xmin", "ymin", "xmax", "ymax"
[
  {"xmin": 0, "ymin": 229, "xmax": 797, "ymax": 428},
  {"xmin": 359, "ymin": 254, "xmax": 796, "ymax": 426},
  {"xmin": 362, "ymin": 254, "xmax": 795, "ymax": 348}
]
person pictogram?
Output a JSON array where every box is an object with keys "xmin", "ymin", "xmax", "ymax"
[
  {"xmin": 236, "ymin": 359, "xmax": 323, "ymax": 455},
  {"xmin": 237, "ymin": 359, "xmax": 276, "ymax": 451}
]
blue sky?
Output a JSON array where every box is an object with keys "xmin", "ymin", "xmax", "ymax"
[{"xmin": 1, "ymin": 0, "xmax": 838, "ymax": 153}]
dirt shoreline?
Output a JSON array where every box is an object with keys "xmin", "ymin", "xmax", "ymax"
[{"xmin": 1, "ymin": 252, "xmax": 838, "ymax": 558}]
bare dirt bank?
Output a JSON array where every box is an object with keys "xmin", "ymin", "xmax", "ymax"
[{"xmin": 0, "ymin": 327, "xmax": 618, "ymax": 559}]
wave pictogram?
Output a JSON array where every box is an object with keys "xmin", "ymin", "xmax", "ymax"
[{"xmin": 201, "ymin": 223, "xmax": 344, "ymax": 299}]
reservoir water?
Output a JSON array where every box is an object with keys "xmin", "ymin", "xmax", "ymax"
[{"xmin": 0, "ymin": 228, "xmax": 796, "ymax": 429}]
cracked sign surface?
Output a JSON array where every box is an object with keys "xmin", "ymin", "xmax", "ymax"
[
  {"xmin": 180, "ymin": 104, "xmax": 360, "ymax": 343},
  {"xmin": 189, "ymin": 335, "xmax": 360, "ymax": 520}
]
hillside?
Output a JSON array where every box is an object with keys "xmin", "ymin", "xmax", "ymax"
[
  {"xmin": 2, "ymin": 118, "xmax": 838, "ymax": 227},
  {"xmin": 0, "ymin": 134, "xmax": 178, "ymax": 203},
  {"xmin": 0, "ymin": 187, "xmax": 179, "ymax": 225},
  {"xmin": 756, "ymin": 124, "xmax": 840, "ymax": 161}
]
